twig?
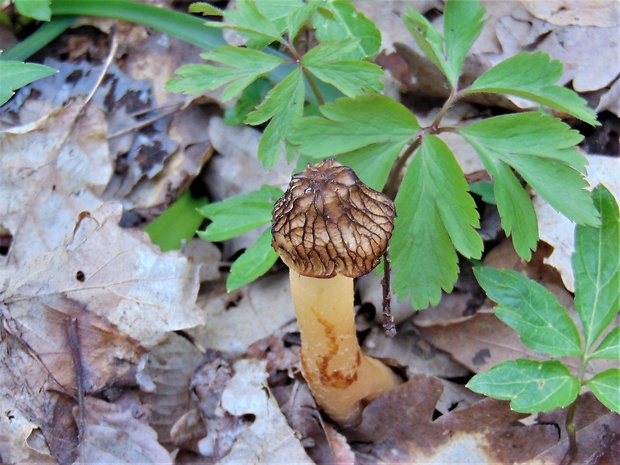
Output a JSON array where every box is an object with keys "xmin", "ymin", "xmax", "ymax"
[
  {"xmin": 66, "ymin": 317, "xmax": 86, "ymax": 443},
  {"xmin": 381, "ymin": 249, "xmax": 396, "ymax": 337}
]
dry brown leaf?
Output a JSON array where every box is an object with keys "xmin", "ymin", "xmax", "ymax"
[
  {"xmin": 138, "ymin": 332, "xmax": 204, "ymax": 445},
  {"xmin": 349, "ymin": 374, "xmax": 560, "ymax": 464},
  {"xmin": 4, "ymin": 202, "xmax": 204, "ymax": 348},
  {"xmin": 0, "ymin": 98, "xmax": 112, "ymax": 264},
  {"xmin": 522, "ymin": 0, "xmax": 620, "ymax": 28},
  {"xmin": 218, "ymin": 359, "xmax": 314, "ymax": 464},
  {"xmin": 191, "ymin": 273, "xmax": 296, "ymax": 356},
  {"xmin": 0, "ymin": 395, "xmax": 55, "ymax": 464},
  {"xmin": 75, "ymin": 396, "xmax": 172, "ymax": 464},
  {"xmin": 526, "ymin": 392, "xmax": 620, "ymax": 464}
]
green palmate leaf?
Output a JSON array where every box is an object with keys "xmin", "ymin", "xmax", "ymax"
[
  {"xmin": 402, "ymin": 6, "xmax": 450, "ymax": 86},
  {"xmin": 287, "ymin": 2, "xmax": 317, "ymax": 42},
  {"xmin": 197, "ymin": 185, "xmax": 282, "ymax": 241},
  {"xmin": 338, "ymin": 141, "xmax": 404, "ymax": 191},
  {"xmin": 302, "ymin": 39, "xmax": 384, "ymax": 97},
  {"xmin": 227, "ymin": 228, "xmax": 279, "ymax": 292},
  {"xmin": 460, "ymin": 113, "xmax": 599, "ymax": 228},
  {"xmin": 166, "ymin": 47, "xmax": 284, "ymax": 101},
  {"xmin": 145, "ymin": 192, "xmax": 207, "ymax": 252},
  {"xmin": 255, "ymin": 0, "xmax": 304, "ymax": 36},
  {"xmin": 590, "ymin": 326, "xmax": 620, "ymax": 360},
  {"xmin": 0, "ymin": 61, "xmax": 57, "ymax": 107},
  {"xmin": 391, "ymin": 135, "xmax": 482, "ymax": 309},
  {"xmin": 467, "ymin": 359, "xmax": 580, "ymax": 413},
  {"xmin": 443, "ymin": 0, "xmax": 485, "ymax": 87},
  {"xmin": 574, "ymin": 185, "xmax": 620, "ymax": 351},
  {"xmin": 246, "ymin": 68, "xmax": 305, "ymax": 168},
  {"xmin": 15, "ymin": 0, "xmax": 51, "ymax": 21},
  {"xmin": 465, "ymin": 52, "xmax": 598, "ymax": 126},
  {"xmin": 224, "ymin": 77, "xmax": 272, "ymax": 125},
  {"xmin": 485, "ymin": 158, "xmax": 539, "ymax": 260},
  {"xmin": 587, "ymin": 368, "xmax": 620, "ymax": 413},
  {"xmin": 205, "ymin": 0, "xmax": 285, "ymax": 49},
  {"xmin": 313, "ymin": 1, "xmax": 381, "ymax": 60},
  {"xmin": 289, "ymin": 95, "xmax": 419, "ymax": 159},
  {"xmin": 469, "ymin": 181, "xmax": 496, "ymax": 205},
  {"xmin": 189, "ymin": 2, "xmax": 223, "ymax": 16},
  {"xmin": 474, "ymin": 267, "xmax": 583, "ymax": 357}
]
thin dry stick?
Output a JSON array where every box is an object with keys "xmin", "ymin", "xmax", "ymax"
[
  {"xmin": 382, "ymin": 249, "xmax": 396, "ymax": 337},
  {"xmin": 66, "ymin": 317, "xmax": 86, "ymax": 442}
]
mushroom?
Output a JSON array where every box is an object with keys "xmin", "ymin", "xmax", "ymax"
[{"xmin": 272, "ymin": 159, "xmax": 402, "ymax": 427}]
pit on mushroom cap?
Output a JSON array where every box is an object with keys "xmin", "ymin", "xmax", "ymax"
[{"xmin": 272, "ymin": 159, "xmax": 395, "ymax": 279}]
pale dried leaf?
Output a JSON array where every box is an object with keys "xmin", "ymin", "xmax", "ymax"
[
  {"xmin": 191, "ymin": 273, "xmax": 296, "ymax": 356},
  {"xmin": 4, "ymin": 202, "xmax": 204, "ymax": 348},
  {"xmin": 219, "ymin": 359, "xmax": 313, "ymax": 464},
  {"xmin": 76, "ymin": 397, "xmax": 172, "ymax": 464},
  {"xmin": 138, "ymin": 332, "xmax": 203, "ymax": 444},
  {"xmin": 0, "ymin": 396, "xmax": 54, "ymax": 464},
  {"xmin": 0, "ymin": 99, "xmax": 112, "ymax": 264},
  {"xmin": 522, "ymin": 0, "xmax": 620, "ymax": 27}
]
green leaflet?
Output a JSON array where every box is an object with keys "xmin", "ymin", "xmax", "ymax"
[
  {"xmin": 301, "ymin": 39, "xmax": 384, "ymax": 97},
  {"xmin": 467, "ymin": 359, "xmax": 580, "ymax": 413},
  {"xmin": 573, "ymin": 185, "xmax": 620, "ymax": 351},
  {"xmin": 391, "ymin": 135, "xmax": 482, "ymax": 309},
  {"xmin": 587, "ymin": 368, "xmax": 620, "ymax": 414},
  {"xmin": 197, "ymin": 185, "xmax": 282, "ymax": 242},
  {"xmin": 227, "ymin": 228, "xmax": 279, "ymax": 292},
  {"xmin": 0, "ymin": 61, "xmax": 57, "ymax": 106},
  {"xmin": 459, "ymin": 113, "xmax": 600, "ymax": 256},
  {"xmin": 402, "ymin": 0, "xmax": 484, "ymax": 89},
  {"xmin": 313, "ymin": 1, "xmax": 381, "ymax": 60},
  {"xmin": 465, "ymin": 52, "xmax": 598, "ymax": 126},
  {"xmin": 166, "ymin": 47, "xmax": 284, "ymax": 101},
  {"xmin": 246, "ymin": 68, "xmax": 305, "ymax": 168},
  {"xmin": 474, "ymin": 267, "xmax": 583, "ymax": 357},
  {"xmin": 145, "ymin": 192, "xmax": 207, "ymax": 252}
]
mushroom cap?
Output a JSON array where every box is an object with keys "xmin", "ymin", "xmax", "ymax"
[{"xmin": 272, "ymin": 159, "xmax": 395, "ymax": 279}]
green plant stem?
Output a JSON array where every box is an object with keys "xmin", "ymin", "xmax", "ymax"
[
  {"xmin": 301, "ymin": 66, "xmax": 325, "ymax": 105},
  {"xmin": 385, "ymin": 137, "xmax": 422, "ymax": 199},
  {"xmin": 1, "ymin": 16, "xmax": 75, "ymax": 61},
  {"xmin": 49, "ymin": 0, "xmax": 226, "ymax": 50},
  {"xmin": 560, "ymin": 355, "xmax": 589, "ymax": 465}
]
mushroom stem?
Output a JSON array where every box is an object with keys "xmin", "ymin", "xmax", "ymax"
[{"xmin": 290, "ymin": 272, "xmax": 402, "ymax": 427}]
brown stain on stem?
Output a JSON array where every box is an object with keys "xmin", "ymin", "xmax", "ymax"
[{"xmin": 305, "ymin": 309, "xmax": 361, "ymax": 389}]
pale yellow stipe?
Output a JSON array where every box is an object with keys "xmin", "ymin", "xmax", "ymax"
[{"xmin": 290, "ymin": 272, "xmax": 403, "ymax": 427}]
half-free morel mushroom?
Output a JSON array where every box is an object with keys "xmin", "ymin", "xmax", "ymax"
[{"xmin": 272, "ymin": 159, "xmax": 402, "ymax": 427}]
